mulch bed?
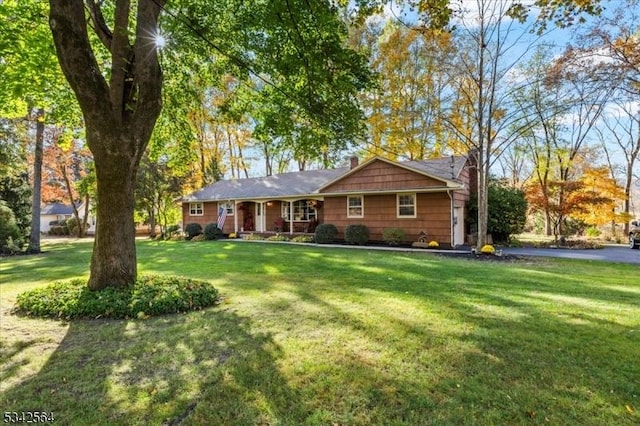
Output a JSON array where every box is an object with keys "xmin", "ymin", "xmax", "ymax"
[{"xmin": 435, "ymin": 252, "xmax": 532, "ymax": 263}]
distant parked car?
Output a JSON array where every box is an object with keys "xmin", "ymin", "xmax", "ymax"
[{"xmin": 631, "ymin": 220, "xmax": 640, "ymax": 249}]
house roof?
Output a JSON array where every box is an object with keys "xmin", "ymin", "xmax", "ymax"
[
  {"xmin": 182, "ymin": 155, "xmax": 469, "ymax": 202},
  {"xmin": 182, "ymin": 167, "xmax": 349, "ymax": 202},
  {"xmin": 404, "ymin": 156, "xmax": 468, "ymax": 181},
  {"xmin": 41, "ymin": 203, "xmax": 76, "ymax": 215}
]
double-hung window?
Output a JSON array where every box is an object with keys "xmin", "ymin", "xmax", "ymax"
[
  {"xmin": 347, "ymin": 195, "xmax": 364, "ymax": 218},
  {"xmin": 397, "ymin": 194, "xmax": 416, "ymax": 218},
  {"xmin": 189, "ymin": 202, "xmax": 204, "ymax": 216},
  {"xmin": 218, "ymin": 202, "xmax": 235, "ymax": 216}
]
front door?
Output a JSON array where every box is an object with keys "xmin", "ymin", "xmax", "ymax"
[{"xmin": 255, "ymin": 203, "xmax": 264, "ymax": 232}]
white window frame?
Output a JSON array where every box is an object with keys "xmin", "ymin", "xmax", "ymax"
[
  {"xmin": 218, "ymin": 201, "xmax": 235, "ymax": 216},
  {"xmin": 281, "ymin": 200, "xmax": 317, "ymax": 221},
  {"xmin": 189, "ymin": 202, "xmax": 204, "ymax": 216},
  {"xmin": 397, "ymin": 193, "xmax": 416, "ymax": 218},
  {"xmin": 347, "ymin": 195, "xmax": 364, "ymax": 218}
]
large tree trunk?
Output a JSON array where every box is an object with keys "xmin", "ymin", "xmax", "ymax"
[
  {"xmin": 89, "ymin": 139, "xmax": 139, "ymax": 289},
  {"xmin": 49, "ymin": 0, "xmax": 164, "ymax": 289},
  {"xmin": 27, "ymin": 108, "xmax": 44, "ymax": 254}
]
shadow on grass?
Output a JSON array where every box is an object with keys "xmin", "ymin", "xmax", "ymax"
[
  {"xmin": 0, "ymin": 308, "xmax": 304, "ymax": 425},
  {"xmin": 222, "ymin": 247, "xmax": 639, "ymax": 424},
  {"xmin": 5, "ymin": 241, "xmax": 637, "ymax": 424}
]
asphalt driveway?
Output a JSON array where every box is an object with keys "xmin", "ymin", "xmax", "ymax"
[{"xmin": 503, "ymin": 244, "xmax": 640, "ymax": 265}]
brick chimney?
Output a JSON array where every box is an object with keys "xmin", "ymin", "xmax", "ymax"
[{"xmin": 350, "ymin": 156, "xmax": 359, "ymax": 169}]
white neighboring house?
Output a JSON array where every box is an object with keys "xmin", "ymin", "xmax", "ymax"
[{"xmin": 40, "ymin": 202, "xmax": 96, "ymax": 235}]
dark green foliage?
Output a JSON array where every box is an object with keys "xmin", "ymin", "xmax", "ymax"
[
  {"xmin": 315, "ymin": 223, "xmax": 338, "ymax": 244},
  {"xmin": 49, "ymin": 219, "xmax": 70, "ymax": 236},
  {"xmin": 15, "ymin": 275, "xmax": 219, "ymax": 320},
  {"xmin": 204, "ymin": 222, "xmax": 223, "ymax": 240},
  {"xmin": 382, "ymin": 228, "xmax": 406, "ymax": 245},
  {"xmin": 468, "ymin": 180, "xmax": 528, "ymax": 243},
  {"xmin": 184, "ymin": 222, "xmax": 203, "ymax": 240},
  {"xmin": 0, "ymin": 200, "xmax": 23, "ymax": 254},
  {"xmin": 344, "ymin": 224, "xmax": 370, "ymax": 245},
  {"xmin": 66, "ymin": 217, "xmax": 87, "ymax": 237},
  {"xmin": 0, "ymin": 132, "xmax": 31, "ymax": 242}
]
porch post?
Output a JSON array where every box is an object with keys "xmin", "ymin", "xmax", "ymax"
[
  {"xmin": 234, "ymin": 201, "xmax": 239, "ymax": 233},
  {"xmin": 289, "ymin": 201, "xmax": 293, "ymax": 235},
  {"xmin": 261, "ymin": 202, "xmax": 266, "ymax": 232}
]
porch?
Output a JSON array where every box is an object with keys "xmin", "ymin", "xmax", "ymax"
[{"xmin": 233, "ymin": 199, "xmax": 322, "ymax": 235}]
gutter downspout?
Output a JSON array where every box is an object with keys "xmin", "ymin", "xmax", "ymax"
[{"xmin": 447, "ymin": 190, "xmax": 455, "ymax": 249}]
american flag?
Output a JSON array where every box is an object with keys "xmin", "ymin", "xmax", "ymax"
[{"xmin": 217, "ymin": 205, "xmax": 227, "ymax": 230}]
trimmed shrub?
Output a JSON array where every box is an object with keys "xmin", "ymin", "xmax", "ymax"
[
  {"xmin": 345, "ymin": 224, "xmax": 370, "ymax": 245},
  {"xmin": 244, "ymin": 233, "xmax": 265, "ymax": 240},
  {"xmin": 383, "ymin": 228, "xmax": 406, "ymax": 246},
  {"xmin": 15, "ymin": 275, "xmax": 219, "ymax": 320},
  {"xmin": 204, "ymin": 222, "xmax": 223, "ymax": 240},
  {"xmin": 315, "ymin": 223, "xmax": 338, "ymax": 244},
  {"xmin": 267, "ymin": 234, "xmax": 289, "ymax": 242},
  {"xmin": 184, "ymin": 222, "xmax": 203, "ymax": 240}
]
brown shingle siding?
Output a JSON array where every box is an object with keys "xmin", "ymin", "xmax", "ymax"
[
  {"xmin": 323, "ymin": 192, "xmax": 452, "ymax": 244},
  {"xmin": 321, "ymin": 160, "xmax": 446, "ymax": 194}
]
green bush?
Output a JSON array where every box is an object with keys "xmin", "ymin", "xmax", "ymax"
[
  {"xmin": 66, "ymin": 217, "xmax": 88, "ymax": 236},
  {"xmin": 345, "ymin": 224, "xmax": 369, "ymax": 245},
  {"xmin": 15, "ymin": 275, "xmax": 219, "ymax": 320},
  {"xmin": 315, "ymin": 223, "xmax": 338, "ymax": 244},
  {"xmin": 243, "ymin": 233, "xmax": 265, "ymax": 240},
  {"xmin": 59, "ymin": 219, "xmax": 70, "ymax": 235},
  {"xmin": 0, "ymin": 201, "xmax": 23, "ymax": 254},
  {"xmin": 184, "ymin": 222, "xmax": 203, "ymax": 240},
  {"xmin": 382, "ymin": 228, "xmax": 406, "ymax": 246},
  {"xmin": 468, "ymin": 180, "xmax": 527, "ymax": 243},
  {"xmin": 267, "ymin": 234, "xmax": 289, "ymax": 241},
  {"xmin": 585, "ymin": 226, "xmax": 601, "ymax": 238},
  {"xmin": 204, "ymin": 222, "xmax": 223, "ymax": 240}
]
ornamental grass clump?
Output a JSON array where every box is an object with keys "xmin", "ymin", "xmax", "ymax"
[
  {"xmin": 267, "ymin": 234, "xmax": 289, "ymax": 242},
  {"xmin": 428, "ymin": 240, "xmax": 439, "ymax": 248},
  {"xmin": 15, "ymin": 275, "xmax": 219, "ymax": 320}
]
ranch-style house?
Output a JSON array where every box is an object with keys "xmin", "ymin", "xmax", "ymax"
[{"xmin": 181, "ymin": 155, "xmax": 476, "ymax": 247}]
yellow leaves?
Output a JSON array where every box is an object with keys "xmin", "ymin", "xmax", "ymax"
[{"xmin": 572, "ymin": 166, "xmax": 627, "ymax": 226}]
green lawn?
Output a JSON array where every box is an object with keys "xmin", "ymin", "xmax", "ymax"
[{"xmin": 1, "ymin": 239, "xmax": 638, "ymax": 425}]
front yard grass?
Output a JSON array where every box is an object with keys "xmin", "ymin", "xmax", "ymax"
[{"xmin": 1, "ymin": 239, "xmax": 638, "ymax": 425}]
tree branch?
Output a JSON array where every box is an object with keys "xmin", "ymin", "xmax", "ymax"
[{"xmin": 85, "ymin": 0, "xmax": 112, "ymax": 50}]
